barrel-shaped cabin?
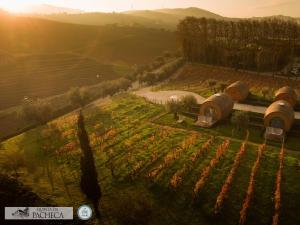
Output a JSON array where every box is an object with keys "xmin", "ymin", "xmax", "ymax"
[
  {"xmin": 274, "ymin": 86, "xmax": 298, "ymax": 107},
  {"xmin": 264, "ymin": 100, "xmax": 295, "ymax": 141},
  {"xmin": 225, "ymin": 81, "xmax": 249, "ymax": 102},
  {"xmin": 196, "ymin": 93, "xmax": 234, "ymax": 127}
]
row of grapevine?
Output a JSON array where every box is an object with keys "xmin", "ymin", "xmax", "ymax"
[
  {"xmin": 115, "ymin": 127, "xmax": 167, "ymax": 168},
  {"xmin": 148, "ymin": 133, "xmax": 200, "ymax": 179},
  {"xmin": 169, "ymin": 136, "xmax": 215, "ymax": 189},
  {"xmin": 193, "ymin": 139, "xmax": 231, "ymax": 195},
  {"xmin": 271, "ymin": 146, "xmax": 285, "ymax": 225},
  {"xmin": 239, "ymin": 143, "xmax": 266, "ymax": 225},
  {"xmin": 130, "ymin": 149, "xmax": 160, "ymax": 179},
  {"xmin": 190, "ymin": 136, "xmax": 214, "ymax": 163},
  {"xmin": 90, "ymin": 128, "xmax": 118, "ymax": 150},
  {"xmin": 169, "ymin": 64, "xmax": 299, "ymax": 97},
  {"xmin": 169, "ymin": 165, "xmax": 188, "ymax": 188},
  {"xmin": 214, "ymin": 132, "xmax": 249, "ymax": 214},
  {"xmin": 129, "ymin": 130, "xmax": 180, "ymax": 179}
]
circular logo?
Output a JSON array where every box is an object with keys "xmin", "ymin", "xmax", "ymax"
[{"xmin": 77, "ymin": 205, "xmax": 92, "ymax": 220}]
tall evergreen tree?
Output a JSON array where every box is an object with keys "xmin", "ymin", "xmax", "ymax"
[{"xmin": 77, "ymin": 111, "xmax": 102, "ymax": 218}]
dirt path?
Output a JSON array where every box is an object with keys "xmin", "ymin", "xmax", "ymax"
[{"xmin": 135, "ymin": 89, "xmax": 300, "ymax": 119}]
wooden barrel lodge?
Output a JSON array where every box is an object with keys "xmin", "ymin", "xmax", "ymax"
[
  {"xmin": 274, "ymin": 86, "xmax": 298, "ymax": 107},
  {"xmin": 197, "ymin": 93, "xmax": 234, "ymax": 127},
  {"xmin": 225, "ymin": 81, "xmax": 249, "ymax": 102},
  {"xmin": 264, "ymin": 100, "xmax": 295, "ymax": 140}
]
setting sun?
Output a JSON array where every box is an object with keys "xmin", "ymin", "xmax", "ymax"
[{"xmin": 0, "ymin": 1, "xmax": 31, "ymax": 13}]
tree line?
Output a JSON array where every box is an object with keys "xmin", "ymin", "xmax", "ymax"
[{"xmin": 178, "ymin": 17, "xmax": 300, "ymax": 72}]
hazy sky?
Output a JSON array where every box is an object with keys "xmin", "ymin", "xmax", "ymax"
[{"xmin": 0, "ymin": 0, "xmax": 299, "ymax": 17}]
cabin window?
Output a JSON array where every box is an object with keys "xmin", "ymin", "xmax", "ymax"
[{"xmin": 270, "ymin": 117, "xmax": 284, "ymax": 129}]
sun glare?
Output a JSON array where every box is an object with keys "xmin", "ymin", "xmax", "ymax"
[{"xmin": 1, "ymin": 2, "xmax": 30, "ymax": 13}]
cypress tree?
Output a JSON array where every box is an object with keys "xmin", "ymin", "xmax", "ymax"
[{"xmin": 77, "ymin": 111, "xmax": 102, "ymax": 218}]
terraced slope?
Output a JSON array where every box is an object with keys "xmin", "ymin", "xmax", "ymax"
[{"xmin": 0, "ymin": 53, "xmax": 127, "ymax": 109}]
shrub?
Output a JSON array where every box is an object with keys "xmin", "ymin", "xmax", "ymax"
[
  {"xmin": 181, "ymin": 95, "xmax": 198, "ymax": 112},
  {"xmin": 166, "ymin": 100, "xmax": 182, "ymax": 119},
  {"xmin": 207, "ymin": 79, "xmax": 218, "ymax": 93},
  {"xmin": 68, "ymin": 87, "xmax": 90, "ymax": 108},
  {"xmin": 139, "ymin": 58, "xmax": 185, "ymax": 85},
  {"xmin": 231, "ymin": 111, "xmax": 250, "ymax": 132},
  {"xmin": 21, "ymin": 99, "xmax": 52, "ymax": 124},
  {"xmin": 218, "ymin": 82, "xmax": 229, "ymax": 92}
]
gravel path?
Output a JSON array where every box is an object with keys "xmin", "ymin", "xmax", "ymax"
[{"xmin": 135, "ymin": 88, "xmax": 300, "ymax": 119}]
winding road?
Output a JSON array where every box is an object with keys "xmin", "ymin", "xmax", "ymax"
[{"xmin": 135, "ymin": 87, "xmax": 300, "ymax": 119}]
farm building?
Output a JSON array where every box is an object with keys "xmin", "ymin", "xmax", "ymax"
[
  {"xmin": 196, "ymin": 93, "xmax": 234, "ymax": 127},
  {"xmin": 264, "ymin": 100, "xmax": 295, "ymax": 141},
  {"xmin": 274, "ymin": 86, "xmax": 298, "ymax": 107},
  {"xmin": 225, "ymin": 81, "xmax": 249, "ymax": 102}
]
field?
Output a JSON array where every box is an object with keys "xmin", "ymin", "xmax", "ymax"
[
  {"xmin": 1, "ymin": 94, "xmax": 299, "ymax": 225},
  {"xmin": 0, "ymin": 53, "xmax": 130, "ymax": 109},
  {"xmin": 159, "ymin": 63, "xmax": 300, "ymax": 102},
  {"xmin": 0, "ymin": 12, "xmax": 178, "ymax": 111}
]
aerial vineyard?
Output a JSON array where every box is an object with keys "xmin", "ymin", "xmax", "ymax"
[
  {"xmin": 239, "ymin": 143, "xmax": 266, "ymax": 225},
  {"xmin": 1, "ymin": 94, "xmax": 299, "ymax": 225},
  {"xmin": 272, "ymin": 146, "xmax": 285, "ymax": 225},
  {"xmin": 214, "ymin": 132, "xmax": 249, "ymax": 214},
  {"xmin": 194, "ymin": 139, "xmax": 231, "ymax": 195},
  {"xmin": 160, "ymin": 64, "xmax": 300, "ymax": 97},
  {"xmin": 0, "ymin": 53, "xmax": 127, "ymax": 109}
]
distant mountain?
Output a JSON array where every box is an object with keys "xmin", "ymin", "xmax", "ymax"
[
  {"xmin": 20, "ymin": 6, "xmax": 300, "ymax": 29},
  {"xmin": 33, "ymin": 7, "xmax": 223, "ymax": 30},
  {"xmin": 35, "ymin": 12, "xmax": 160, "ymax": 28},
  {"xmin": 155, "ymin": 7, "xmax": 222, "ymax": 19},
  {"xmin": 24, "ymin": 4, "xmax": 84, "ymax": 14},
  {"xmin": 125, "ymin": 7, "xmax": 222, "ymax": 27},
  {"xmin": 0, "ymin": 14, "xmax": 177, "ymax": 64}
]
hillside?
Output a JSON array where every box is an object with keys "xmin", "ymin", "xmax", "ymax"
[
  {"xmin": 155, "ymin": 7, "xmax": 222, "ymax": 19},
  {"xmin": 0, "ymin": 13, "xmax": 177, "ymax": 109},
  {"xmin": 33, "ymin": 7, "xmax": 300, "ymax": 30},
  {"xmin": 1, "ymin": 94, "xmax": 299, "ymax": 225},
  {"xmin": 0, "ymin": 14, "xmax": 177, "ymax": 64},
  {"xmin": 0, "ymin": 53, "xmax": 128, "ymax": 109},
  {"xmin": 35, "ymin": 12, "xmax": 158, "ymax": 28},
  {"xmin": 34, "ymin": 7, "xmax": 222, "ymax": 29}
]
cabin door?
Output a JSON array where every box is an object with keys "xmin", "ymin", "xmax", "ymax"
[
  {"xmin": 204, "ymin": 107, "xmax": 216, "ymax": 122},
  {"xmin": 270, "ymin": 117, "xmax": 284, "ymax": 129}
]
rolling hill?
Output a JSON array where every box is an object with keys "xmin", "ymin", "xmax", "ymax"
[
  {"xmin": 0, "ymin": 14, "xmax": 177, "ymax": 64},
  {"xmin": 33, "ymin": 7, "xmax": 223, "ymax": 29},
  {"xmin": 32, "ymin": 7, "xmax": 300, "ymax": 29},
  {"xmin": 0, "ymin": 53, "xmax": 127, "ymax": 109},
  {"xmin": 35, "ymin": 12, "xmax": 159, "ymax": 28},
  {"xmin": 0, "ymin": 13, "xmax": 177, "ymax": 109}
]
